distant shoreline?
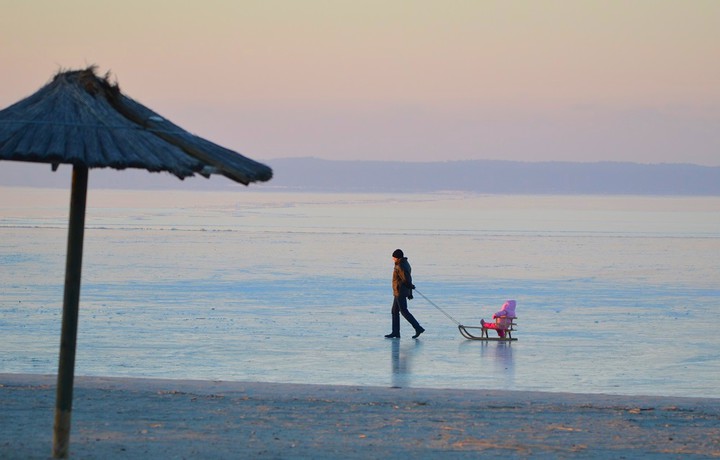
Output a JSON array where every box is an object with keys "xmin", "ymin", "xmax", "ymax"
[{"xmin": 2, "ymin": 158, "xmax": 720, "ymax": 195}]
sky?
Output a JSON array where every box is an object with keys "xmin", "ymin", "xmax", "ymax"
[{"xmin": 1, "ymin": 0, "xmax": 719, "ymax": 166}]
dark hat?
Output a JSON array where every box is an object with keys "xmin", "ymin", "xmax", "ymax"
[{"xmin": 392, "ymin": 249, "xmax": 404, "ymax": 258}]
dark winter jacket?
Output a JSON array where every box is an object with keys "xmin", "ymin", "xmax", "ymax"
[{"xmin": 392, "ymin": 257, "xmax": 413, "ymax": 298}]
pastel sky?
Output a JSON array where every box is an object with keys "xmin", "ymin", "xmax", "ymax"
[{"xmin": 1, "ymin": 0, "xmax": 719, "ymax": 165}]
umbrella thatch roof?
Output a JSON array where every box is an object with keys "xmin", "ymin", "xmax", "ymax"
[{"xmin": 0, "ymin": 67, "xmax": 272, "ymax": 184}]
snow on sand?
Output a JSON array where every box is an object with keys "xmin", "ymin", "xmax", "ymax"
[{"xmin": 2, "ymin": 374, "xmax": 719, "ymax": 459}]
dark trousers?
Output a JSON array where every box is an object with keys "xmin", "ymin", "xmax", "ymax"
[{"xmin": 391, "ymin": 295, "xmax": 422, "ymax": 336}]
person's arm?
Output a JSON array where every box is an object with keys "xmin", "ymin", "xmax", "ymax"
[{"xmin": 398, "ymin": 264, "xmax": 412, "ymax": 287}]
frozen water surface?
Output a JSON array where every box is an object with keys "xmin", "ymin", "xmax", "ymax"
[{"xmin": 1, "ymin": 187, "xmax": 719, "ymax": 398}]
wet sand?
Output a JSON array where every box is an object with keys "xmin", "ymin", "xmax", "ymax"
[{"xmin": 2, "ymin": 373, "xmax": 719, "ymax": 459}]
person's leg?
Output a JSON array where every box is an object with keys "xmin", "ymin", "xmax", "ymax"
[
  {"xmin": 398, "ymin": 296, "xmax": 424, "ymax": 336},
  {"xmin": 481, "ymin": 321, "xmax": 506, "ymax": 338},
  {"xmin": 386, "ymin": 298, "xmax": 401, "ymax": 338}
]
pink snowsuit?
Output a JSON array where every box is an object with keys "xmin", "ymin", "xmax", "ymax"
[{"xmin": 483, "ymin": 300, "xmax": 517, "ymax": 338}]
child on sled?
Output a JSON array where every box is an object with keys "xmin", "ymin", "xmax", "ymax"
[{"xmin": 480, "ymin": 300, "xmax": 516, "ymax": 338}]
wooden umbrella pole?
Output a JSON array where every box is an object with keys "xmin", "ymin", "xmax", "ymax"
[{"xmin": 53, "ymin": 165, "xmax": 89, "ymax": 459}]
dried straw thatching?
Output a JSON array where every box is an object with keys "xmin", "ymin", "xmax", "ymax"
[{"xmin": 0, "ymin": 66, "xmax": 272, "ymax": 184}]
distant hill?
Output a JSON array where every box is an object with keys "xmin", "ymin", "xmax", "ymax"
[
  {"xmin": 264, "ymin": 158, "xmax": 720, "ymax": 195},
  {"xmin": 2, "ymin": 158, "xmax": 719, "ymax": 195}
]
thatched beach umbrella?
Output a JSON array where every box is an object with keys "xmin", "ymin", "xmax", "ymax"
[{"xmin": 0, "ymin": 67, "xmax": 272, "ymax": 458}]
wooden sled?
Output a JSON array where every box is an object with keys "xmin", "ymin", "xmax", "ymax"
[{"xmin": 458, "ymin": 317, "xmax": 518, "ymax": 341}]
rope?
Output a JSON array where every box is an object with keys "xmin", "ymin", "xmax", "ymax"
[{"xmin": 413, "ymin": 289, "xmax": 462, "ymax": 326}]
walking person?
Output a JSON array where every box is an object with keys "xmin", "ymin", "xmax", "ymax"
[{"xmin": 385, "ymin": 249, "xmax": 425, "ymax": 339}]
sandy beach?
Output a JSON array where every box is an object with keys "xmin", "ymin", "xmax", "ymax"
[{"xmin": 2, "ymin": 373, "xmax": 719, "ymax": 459}]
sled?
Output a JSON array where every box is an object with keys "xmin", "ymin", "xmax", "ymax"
[
  {"xmin": 413, "ymin": 290, "xmax": 519, "ymax": 342},
  {"xmin": 458, "ymin": 317, "xmax": 518, "ymax": 341}
]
